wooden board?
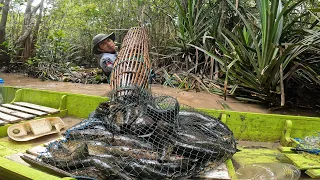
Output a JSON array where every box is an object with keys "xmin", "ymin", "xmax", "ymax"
[
  {"xmin": 0, "ymin": 120, "xmax": 6, "ymax": 125},
  {"xmin": 0, "ymin": 112, "xmax": 22, "ymax": 123},
  {"xmin": 1, "ymin": 104, "xmax": 47, "ymax": 116},
  {"xmin": 306, "ymin": 169, "xmax": 320, "ymax": 179},
  {"xmin": 0, "ymin": 106, "xmax": 35, "ymax": 119},
  {"xmin": 285, "ymin": 154, "xmax": 320, "ymax": 170},
  {"xmin": 278, "ymin": 146, "xmax": 294, "ymax": 153},
  {"xmin": 14, "ymin": 102, "xmax": 59, "ymax": 114}
]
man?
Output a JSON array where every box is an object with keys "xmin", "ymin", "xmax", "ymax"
[
  {"xmin": 92, "ymin": 32, "xmax": 117, "ymax": 77},
  {"xmin": 92, "ymin": 32, "xmax": 156, "ymax": 84}
]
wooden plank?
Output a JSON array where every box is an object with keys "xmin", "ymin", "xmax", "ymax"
[
  {"xmin": 13, "ymin": 102, "xmax": 59, "ymax": 114},
  {"xmin": 0, "ymin": 106, "xmax": 35, "ymax": 119},
  {"xmin": 285, "ymin": 154, "xmax": 320, "ymax": 170},
  {"xmin": 1, "ymin": 104, "xmax": 47, "ymax": 116},
  {"xmin": 278, "ymin": 146, "xmax": 294, "ymax": 153},
  {"xmin": 306, "ymin": 169, "xmax": 320, "ymax": 179},
  {"xmin": 0, "ymin": 120, "xmax": 6, "ymax": 125},
  {"xmin": 0, "ymin": 112, "xmax": 22, "ymax": 123}
]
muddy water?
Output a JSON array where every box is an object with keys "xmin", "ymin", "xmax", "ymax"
[{"xmin": 1, "ymin": 73, "xmax": 316, "ymax": 116}]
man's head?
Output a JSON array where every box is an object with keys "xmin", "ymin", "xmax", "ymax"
[{"xmin": 92, "ymin": 33, "xmax": 116, "ymax": 54}]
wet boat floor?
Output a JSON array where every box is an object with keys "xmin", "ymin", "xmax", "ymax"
[
  {"xmin": 0, "ymin": 117, "xmax": 82, "ymax": 160},
  {"xmin": 0, "ymin": 118, "xmax": 315, "ymax": 179},
  {"xmin": 234, "ymin": 141, "xmax": 313, "ymax": 179}
]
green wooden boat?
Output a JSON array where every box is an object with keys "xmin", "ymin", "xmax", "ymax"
[{"xmin": 0, "ymin": 86, "xmax": 320, "ymax": 180}]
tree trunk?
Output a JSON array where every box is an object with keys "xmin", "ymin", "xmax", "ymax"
[
  {"xmin": 31, "ymin": 0, "xmax": 45, "ymax": 55},
  {"xmin": 0, "ymin": 0, "xmax": 4, "ymax": 12},
  {"xmin": 0, "ymin": 0, "xmax": 10, "ymax": 44},
  {"xmin": 0, "ymin": 0, "xmax": 11, "ymax": 69},
  {"xmin": 16, "ymin": 0, "xmax": 44, "ymax": 61},
  {"xmin": 22, "ymin": 0, "xmax": 33, "ymax": 33}
]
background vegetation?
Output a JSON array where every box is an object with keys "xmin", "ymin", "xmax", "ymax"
[{"xmin": 0, "ymin": 0, "xmax": 319, "ymax": 108}]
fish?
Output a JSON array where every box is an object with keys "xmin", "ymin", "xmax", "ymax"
[
  {"xmin": 70, "ymin": 166, "xmax": 106, "ymax": 180},
  {"xmin": 124, "ymin": 160, "xmax": 187, "ymax": 179},
  {"xmin": 98, "ymin": 135, "xmax": 153, "ymax": 149},
  {"xmin": 65, "ymin": 129, "xmax": 113, "ymax": 140},
  {"xmin": 92, "ymin": 125, "xmax": 107, "ymax": 131},
  {"xmin": 41, "ymin": 157, "xmax": 92, "ymax": 170},
  {"xmin": 176, "ymin": 110, "xmax": 237, "ymax": 157},
  {"xmin": 85, "ymin": 141, "xmax": 157, "ymax": 160},
  {"xmin": 101, "ymin": 146, "xmax": 159, "ymax": 160},
  {"xmin": 90, "ymin": 158, "xmax": 133, "ymax": 180},
  {"xmin": 138, "ymin": 158, "xmax": 194, "ymax": 173},
  {"xmin": 95, "ymin": 101, "xmax": 112, "ymax": 116},
  {"xmin": 86, "ymin": 141, "xmax": 110, "ymax": 156},
  {"xmin": 178, "ymin": 111, "xmax": 233, "ymax": 135},
  {"xmin": 173, "ymin": 141, "xmax": 222, "ymax": 160},
  {"xmin": 146, "ymin": 102, "xmax": 179, "ymax": 124},
  {"xmin": 130, "ymin": 115, "xmax": 157, "ymax": 136},
  {"xmin": 47, "ymin": 142, "xmax": 89, "ymax": 161}
]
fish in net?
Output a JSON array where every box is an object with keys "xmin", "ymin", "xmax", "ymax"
[{"xmin": 37, "ymin": 88, "xmax": 237, "ymax": 179}]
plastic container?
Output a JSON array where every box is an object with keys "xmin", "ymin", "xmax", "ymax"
[
  {"xmin": 0, "ymin": 78, "xmax": 4, "ymax": 104},
  {"xmin": 236, "ymin": 163, "xmax": 301, "ymax": 180}
]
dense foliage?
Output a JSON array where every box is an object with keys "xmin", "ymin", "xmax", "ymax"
[{"xmin": 0, "ymin": 0, "xmax": 319, "ymax": 108}]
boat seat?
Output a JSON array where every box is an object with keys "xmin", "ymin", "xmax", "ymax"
[
  {"xmin": 0, "ymin": 102, "xmax": 60, "ymax": 124},
  {"xmin": 0, "ymin": 88, "xmax": 65, "ymax": 125}
]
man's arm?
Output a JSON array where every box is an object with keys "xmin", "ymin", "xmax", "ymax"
[{"xmin": 100, "ymin": 57, "xmax": 113, "ymax": 75}]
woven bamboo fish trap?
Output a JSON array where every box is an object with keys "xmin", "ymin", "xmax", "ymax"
[{"xmin": 110, "ymin": 27, "xmax": 151, "ymax": 99}]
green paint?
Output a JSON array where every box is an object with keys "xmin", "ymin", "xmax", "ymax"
[
  {"xmin": 0, "ymin": 124, "xmax": 10, "ymax": 137},
  {"xmin": 200, "ymin": 109, "xmax": 320, "ymax": 142},
  {"xmin": 278, "ymin": 146, "xmax": 294, "ymax": 153},
  {"xmin": 0, "ymin": 144, "xmax": 17, "ymax": 156},
  {"xmin": 306, "ymin": 169, "xmax": 320, "ymax": 178},
  {"xmin": 285, "ymin": 154, "xmax": 320, "ymax": 170},
  {"xmin": 221, "ymin": 114, "xmax": 227, "ymax": 124},
  {"xmin": 225, "ymin": 159, "xmax": 237, "ymax": 180},
  {"xmin": 232, "ymin": 148, "xmax": 281, "ymax": 167},
  {"xmin": 65, "ymin": 93, "xmax": 108, "ymax": 118},
  {"xmin": 60, "ymin": 95, "xmax": 67, "ymax": 110},
  {"xmin": 1, "ymin": 86, "xmax": 320, "ymax": 179},
  {"xmin": 11, "ymin": 88, "xmax": 66, "ymax": 109},
  {"xmin": 0, "ymin": 156, "xmax": 61, "ymax": 180},
  {"xmin": 2, "ymin": 86, "xmax": 19, "ymax": 103},
  {"xmin": 280, "ymin": 120, "xmax": 292, "ymax": 146},
  {"xmin": 0, "ymin": 137, "xmax": 35, "ymax": 156}
]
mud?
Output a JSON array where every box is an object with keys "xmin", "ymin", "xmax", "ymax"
[{"xmin": 1, "ymin": 73, "xmax": 317, "ymax": 116}]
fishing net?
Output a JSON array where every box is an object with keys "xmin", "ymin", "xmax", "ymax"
[
  {"xmin": 294, "ymin": 132, "xmax": 320, "ymax": 155},
  {"xmin": 37, "ymin": 88, "xmax": 237, "ymax": 179},
  {"xmin": 35, "ymin": 26, "xmax": 236, "ymax": 179}
]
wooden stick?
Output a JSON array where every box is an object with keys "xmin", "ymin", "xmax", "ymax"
[{"xmin": 280, "ymin": 63, "xmax": 285, "ymax": 107}]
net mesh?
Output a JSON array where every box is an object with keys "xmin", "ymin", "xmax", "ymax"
[
  {"xmin": 38, "ymin": 88, "xmax": 237, "ymax": 179},
  {"xmin": 298, "ymin": 133, "xmax": 320, "ymax": 150},
  {"xmin": 36, "ymin": 26, "xmax": 236, "ymax": 179},
  {"xmin": 294, "ymin": 132, "xmax": 320, "ymax": 155}
]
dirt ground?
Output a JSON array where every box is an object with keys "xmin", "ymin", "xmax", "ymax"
[{"xmin": 1, "ymin": 73, "xmax": 317, "ymax": 116}]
